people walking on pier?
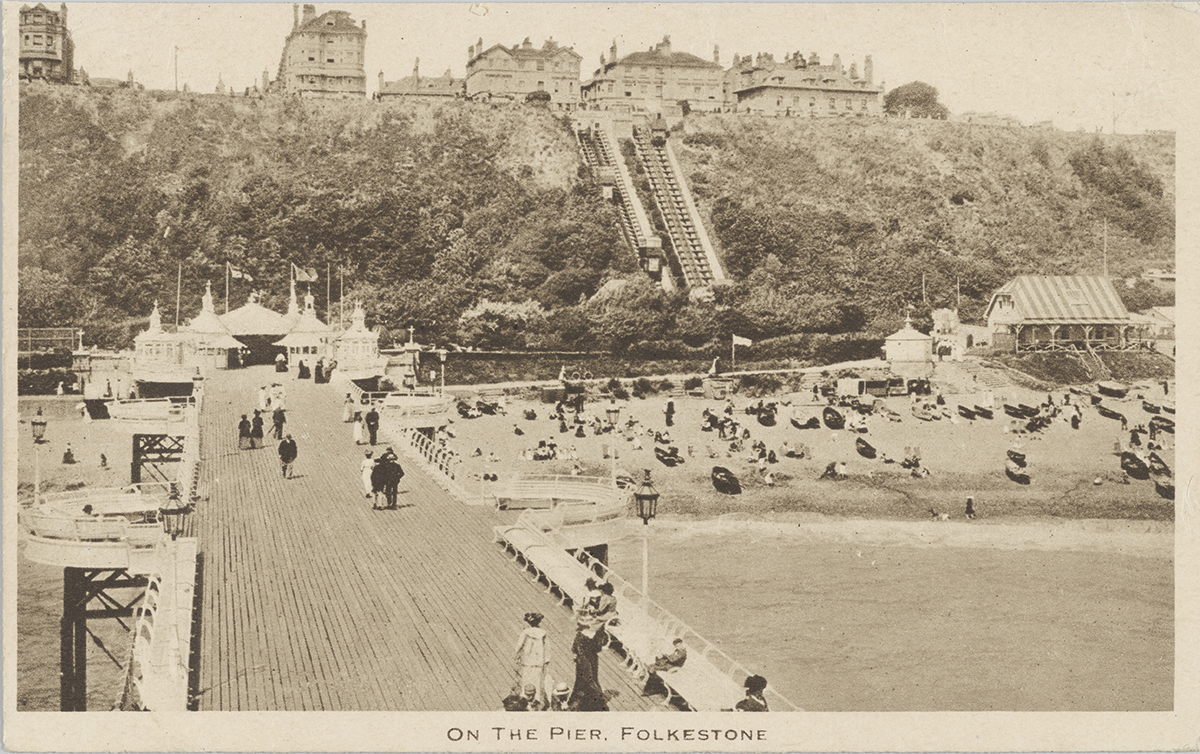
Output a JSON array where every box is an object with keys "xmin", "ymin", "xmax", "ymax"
[
  {"xmin": 568, "ymin": 626, "xmax": 607, "ymax": 711},
  {"xmin": 371, "ymin": 448, "xmax": 404, "ymax": 509},
  {"xmin": 251, "ymin": 410, "xmax": 265, "ymax": 448},
  {"xmin": 343, "ymin": 393, "xmax": 356, "ymax": 423},
  {"xmin": 272, "ymin": 406, "xmax": 286, "ymax": 440},
  {"xmin": 515, "ymin": 613, "xmax": 549, "ymax": 709},
  {"xmin": 278, "ymin": 434, "xmax": 298, "ymax": 478},
  {"xmin": 238, "ymin": 414, "xmax": 252, "ymax": 450},
  {"xmin": 361, "ymin": 450, "xmax": 376, "ymax": 499},
  {"xmin": 365, "ymin": 404, "xmax": 380, "ymax": 446}
]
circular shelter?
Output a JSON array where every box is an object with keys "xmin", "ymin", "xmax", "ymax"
[
  {"xmin": 884, "ymin": 313, "xmax": 933, "ymax": 380},
  {"xmin": 275, "ymin": 290, "xmax": 333, "ymax": 364},
  {"xmin": 334, "ymin": 300, "xmax": 387, "ymax": 379},
  {"xmin": 218, "ymin": 291, "xmax": 290, "ymax": 365},
  {"xmin": 133, "ymin": 301, "xmax": 196, "ymax": 392}
]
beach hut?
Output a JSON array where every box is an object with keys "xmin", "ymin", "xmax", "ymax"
[
  {"xmin": 182, "ymin": 282, "xmax": 244, "ymax": 370},
  {"xmin": 883, "ymin": 314, "xmax": 933, "ymax": 380}
]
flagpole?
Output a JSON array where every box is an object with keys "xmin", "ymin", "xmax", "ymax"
[
  {"xmin": 175, "ymin": 261, "xmax": 182, "ymax": 328},
  {"xmin": 225, "ymin": 262, "xmax": 230, "ymax": 314},
  {"xmin": 326, "ymin": 261, "xmax": 331, "ymax": 323},
  {"xmin": 731, "ymin": 338, "xmax": 736, "ymax": 371},
  {"xmin": 339, "ymin": 267, "xmax": 345, "ymax": 330}
]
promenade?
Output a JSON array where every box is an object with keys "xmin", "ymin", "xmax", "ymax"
[{"xmin": 193, "ymin": 366, "xmax": 654, "ymax": 710}]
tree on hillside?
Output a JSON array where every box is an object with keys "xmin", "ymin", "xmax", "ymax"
[{"xmin": 884, "ymin": 82, "xmax": 949, "ymax": 120}]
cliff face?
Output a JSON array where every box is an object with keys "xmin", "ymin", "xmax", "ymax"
[
  {"xmin": 18, "ymin": 84, "xmax": 1174, "ymax": 350},
  {"xmin": 674, "ymin": 114, "xmax": 1173, "ymax": 323}
]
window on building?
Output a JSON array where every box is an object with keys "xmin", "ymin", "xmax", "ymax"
[
  {"xmin": 625, "ymin": 91, "xmax": 632, "ymax": 97},
  {"xmin": 537, "ymin": 80, "xmax": 545, "ymax": 91},
  {"xmin": 327, "ymin": 58, "xmax": 334, "ymax": 63},
  {"xmin": 537, "ymin": 61, "xmax": 545, "ymax": 71}
]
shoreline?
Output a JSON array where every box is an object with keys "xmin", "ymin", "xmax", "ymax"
[{"xmin": 622, "ymin": 513, "xmax": 1173, "ymax": 559}]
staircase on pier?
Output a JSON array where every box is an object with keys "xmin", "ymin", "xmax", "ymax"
[
  {"xmin": 576, "ymin": 126, "xmax": 671, "ymax": 290},
  {"xmin": 632, "ymin": 124, "xmax": 725, "ymax": 289}
]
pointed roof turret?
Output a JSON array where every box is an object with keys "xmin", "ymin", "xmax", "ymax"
[{"xmin": 148, "ymin": 301, "xmax": 162, "ymax": 332}]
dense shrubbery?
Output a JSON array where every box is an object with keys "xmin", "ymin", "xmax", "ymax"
[{"xmin": 19, "ymin": 88, "xmax": 1175, "ymax": 364}]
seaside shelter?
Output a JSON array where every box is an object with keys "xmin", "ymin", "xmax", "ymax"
[
  {"xmin": 985, "ymin": 275, "xmax": 1134, "ymax": 353},
  {"xmin": 133, "ymin": 301, "xmax": 197, "ymax": 395},
  {"xmin": 333, "ymin": 300, "xmax": 387, "ymax": 379},
  {"xmin": 883, "ymin": 314, "xmax": 933, "ymax": 380},
  {"xmin": 275, "ymin": 289, "xmax": 333, "ymax": 363},
  {"xmin": 218, "ymin": 291, "xmax": 290, "ymax": 365},
  {"xmin": 182, "ymin": 282, "xmax": 244, "ymax": 370}
]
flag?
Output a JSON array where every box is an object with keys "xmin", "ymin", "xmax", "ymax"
[
  {"xmin": 732, "ymin": 334, "xmax": 753, "ymax": 347},
  {"xmin": 227, "ymin": 262, "xmax": 254, "ymax": 282},
  {"xmin": 292, "ymin": 263, "xmax": 318, "ymax": 282}
]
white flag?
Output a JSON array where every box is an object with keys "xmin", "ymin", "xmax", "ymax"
[{"xmin": 732, "ymin": 335, "xmax": 753, "ymax": 347}]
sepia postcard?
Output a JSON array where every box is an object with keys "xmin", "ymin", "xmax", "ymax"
[{"xmin": 3, "ymin": 2, "xmax": 1198, "ymax": 751}]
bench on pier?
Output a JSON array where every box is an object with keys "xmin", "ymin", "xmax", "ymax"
[{"xmin": 494, "ymin": 525, "xmax": 590, "ymax": 605}]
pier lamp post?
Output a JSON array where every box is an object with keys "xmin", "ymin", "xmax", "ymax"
[
  {"xmin": 633, "ymin": 469, "xmax": 659, "ymax": 598},
  {"xmin": 31, "ymin": 408, "xmax": 48, "ymax": 444},
  {"xmin": 606, "ymin": 402, "xmax": 621, "ymax": 483},
  {"xmin": 436, "ymin": 348, "xmax": 447, "ymax": 395}
]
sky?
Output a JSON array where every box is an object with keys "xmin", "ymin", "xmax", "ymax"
[{"xmin": 38, "ymin": 2, "xmax": 1200, "ymax": 133}]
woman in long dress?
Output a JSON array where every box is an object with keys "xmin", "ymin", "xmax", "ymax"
[
  {"xmin": 515, "ymin": 613, "xmax": 548, "ymax": 708},
  {"xmin": 353, "ymin": 414, "xmax": 364, "ymax": 445},
  {"xmin": 259, "ymin": 386, "xmax": 269, "ymax": 412},
  {"xmin": 343, "ymin": 394, "xmax": 356, "ymax": 423},
  {"xmin": 360, "ymin": 450, "xmax": 375, "ymax": 499}
]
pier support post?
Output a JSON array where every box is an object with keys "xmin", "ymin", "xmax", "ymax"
[{"xmin": 60, "ymin": 567, "xmax": 87, "ymax": 711}]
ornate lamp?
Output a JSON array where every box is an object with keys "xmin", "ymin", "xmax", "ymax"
[
  {"xmin": 436, "ymin": 348, "xmax": 448, "ymax": 394},
  {"xmin": 633, "ymin": 469, "xmax": 659, "ymax": 525},
  {"xmin": 31, "ymin": 408, "xmax": 47, "ymax": 444}
]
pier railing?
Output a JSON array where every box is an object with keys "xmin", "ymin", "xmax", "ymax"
[
  {"xmin": 544, "ymin": 525, "xmax": 799, "ymax": 712},
  {"xmin": 388, "ymin": 426, "xmax": 468, "ymax": 501},
  {"xmin": 124, "ymin": 536, "xmax": 198, "ymax": 710}
]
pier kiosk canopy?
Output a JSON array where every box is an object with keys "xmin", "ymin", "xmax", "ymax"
[
  {"xmin": 275, "ymin": 289, "xmax": 332, "ymax": 362},
  {"xmin": 133, "ymin": 302, "xmax": 196, "ymax": 393},
  {"xmin": 218, "ymin": 291, "xmax": 290, "ymax": 364},
  {"xmin": 182, "ymin": 282, "xmax": 243, "ymax": 369},
  {"xmin": 985, "ymin": 275, "xmax": 1134, "ymax": 353}
]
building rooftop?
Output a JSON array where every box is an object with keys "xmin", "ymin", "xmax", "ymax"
[{"xmin": 986, "ymin": 275, "xmax": 1131, "ymax": 324}]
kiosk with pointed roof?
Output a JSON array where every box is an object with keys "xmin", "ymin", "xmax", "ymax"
[
  {"xmin": 182, "ymin": 282, "xmax": 244, "ymax": 370},
  {"xmin": 333, "ymin": 300, "xmax": 387, "ymax": 380},
  {"xmin": 883, "ymin": 309, "xmax": 933, "ymax": 380},
  {"xmin": 218, "ymin": 290, "xmax": 290, "ymax": 365},
  {"xmin": 275, "ymin": 288, "xmax": 332, "ymax": 363},
  {"xmin": 133, "ymin": 301, "xmax": 197, "ymax": 392}
]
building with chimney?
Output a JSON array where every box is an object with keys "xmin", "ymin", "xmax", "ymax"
[
  {"xmin": 378, "ymin": 59, "xmax": 463, "ymax": 101},
  {"xmin": 581, "ymin": 36, "xmax": 725, "ymax": 114},
  {"xmin": 273, "ymin": 4, "xmax": 367, "ymax": 99},
  {"xmin": 465, "ymin": 37, "xmax": 581, "ymax": 108},
  {"xmin": 725, "ymin": 50, "xmax": 883, "ymax": 117},
  {"xmin": 18, "ymin": 3, "xmax": 75, "ymax": 83}
]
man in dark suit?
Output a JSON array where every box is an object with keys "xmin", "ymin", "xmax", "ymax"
[
  {"xmin": 365, "ymin": 405, "xmax": 380, "ymax": 445},
  {"xmin": 370, "ymin": 448, "xmax": 404, "ymax": 509},
  {"xmin": 278, "ymin": 434, "xmax": 298, "ymax": 479}
]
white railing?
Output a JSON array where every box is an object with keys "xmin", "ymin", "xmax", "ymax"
[
  {"xmin": 386, "ymin": 425, "xmax": 469, "ymax": 502},
  {"xmin": 551, "ymin": 529, "xmax": 799, "ymax": 712},
  {"xmin": 128, "ymin": 537, "xmax": 197, "ymax": 711},
  {"xmin": 496, "ymin": 475, "xmax": 620, "ymax": 507}
]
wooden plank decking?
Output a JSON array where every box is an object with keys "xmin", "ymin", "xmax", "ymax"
[{"xmin": 194, "ymin": 366, "xmax": 657, "ymax": 711}]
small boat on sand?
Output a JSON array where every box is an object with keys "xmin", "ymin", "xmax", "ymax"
[
  {"xmin": 1148, "ymin": 452, "xmax": 1171, "ymax": 477},
  {"xmin": 957, "ymin": 405, "xmax": 977, "ymax": 420},
  {"xmin": 823, "ymin": 407, "xmax": 845, "ymax": 430},
  {"xmin": 1003, "ymin": 404, "xmax": 1024, "ymax": 419},
  {"xmin": 1005, "ymin": 460, "xmax": 1030, "ymax": 485},
  {"xmin": 1149, "ymin": 416, "xmax": 1174, "ymax": 434},
  {"xmin": 912, "ymin": 406, "xmax": 934, "ymax": 422},
  {"xmin": 1006, "ymin": 449, "xmax": 1027, "ymax": 467},
  {"xmin": 711, "ymin": 466, "xmax": 741, "ymax": 495},
  {"xmin": 1142, "ymin": 401, "xmax": 1160, "ymax": 414},
  {"xmin": 791, "ymin": 416, "xmax": 820, "ymax": 430},
  {"xmin": 1155, "ymin": 480, "xmax": 1175, "ymax": 500},
  {"xmin": 1096, "ymin": 404, "xmax": 1124, "ymax": 422},
  {"xmin": 855, "ymin": 437, "xmax": 877, "ymax": 459},
  {"xmin": 973, "ymin": 406, "xmax": 994, "ymax": 420},
  {"xmin": 1120, "ymin": 452, "xmax": 1150, "ymax": 480}
]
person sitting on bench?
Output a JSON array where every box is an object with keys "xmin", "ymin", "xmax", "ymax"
[{"xmin": 641, "ymin": 638, "xmax": 688, "ymax": 696}]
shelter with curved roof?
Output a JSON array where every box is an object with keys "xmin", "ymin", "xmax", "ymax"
[
  {"xmin": 133, "ymin": 301, "xmax": 195, "ymax": 387},
  {"xmin": 276, "ymin": 289, "xmax": 332, "ymax": 363},
  {"xmin": 985, "ymin": 275, "xmax": 1134, "ymax": 352},
  {"xmin": 182, "ymin": 282, "xmax": 244, "ymax": 369},
  {"xmin": 883, "ymin": 313, "xmax": 933, "ymax": 379},
  {"xmin": 334, "ymin": 300, "xmax": 387, "ymax": 379},
  {"xmin": 218, "ymin": 290, "xmax": 290, "ymax": 365}
]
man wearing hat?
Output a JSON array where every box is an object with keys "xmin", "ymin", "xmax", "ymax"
[{"xmin": 548, "ymin": 682, "xmax": 571, "ymax": 711}]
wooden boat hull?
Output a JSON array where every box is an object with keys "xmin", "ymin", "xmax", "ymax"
[
  {"xmin": 711, "ymin": 466, "xmax": 742, "ymax": 495},
  {"xmin": 973, "ymin": 406, "xmax": 994, "ymax": 420},
  {"xmin": 1003, "ymin": 404, "xmax": 1024, "ymax": 418},
  {"xmin": 655, "ymin": 447, "xmax": 682, "ymax": 467},
  {"xmin": 1120, "ymin": 452, "xmax": 1151, "ymax": 481},
  {"xmin": 1142, "ymin": 401, "xmax": 1160, "ymax": 414},
  {"xmin": 1149, "ymin": 416, "xmax": 1174, "ymax": 434},
  {"xmin": 791, "ymin": 417, "xmax": 820, "ymax": 430},
  {"xmin": 757, "ymin": 413, "xmax": 777, "ymax": 427},
  {"xmin": 822, "ymin": 407, "xmax": 845, "ymax": 430},
  {"xmin": 1148, "ymin": 452, "xmax": 1171, "ymax": 477},
  {"xmin": 1155, "ymin": 480, "xmax": 1175, "ymax": 500},
  {"xmin": 1096, "ymin": 405, "xmax": 1123, "ymax": 421},
  {"xmin": 855, "ymin": 437, "xmax": 877, "ymax": 459},
  {"xmin": 1007, "ymin": 449, "xmax": 1026, "ymax": 467},
  {"xmin": 912, "ymin": 408, "xmax": 934, "ymax": 422},
  {"xmin": 957, "ymin": 406, "xmax": 977, "ymax": 420},
  {"xmin": 1005, "ymin": 464, "xmax": 1031, "ymax": 485}
]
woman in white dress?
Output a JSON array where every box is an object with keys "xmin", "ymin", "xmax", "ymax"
[
  {"xmin": 259, "ymin": 386, "xmax": 269, "ymax": 411},
  {"xmin": 360, "ymin": 450, "xmax": 375, "ymax": 498},
  {"xmin": 353, "ymin": 415, "xmax": 364, "ymax": 445},
  {"xmin": 343, "ymin": 394, "xmax": 355, "ymax": 423},
  {"xmin": 515, "ymin": 613, "xmax": 548, "ymax": 708}
]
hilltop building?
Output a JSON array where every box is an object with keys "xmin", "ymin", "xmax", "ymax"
[
  {"xmin": 726, "ymin": 50, "xmax": 883, "ymax": 117},
  {"xmin": 465, "ymin": 37, "xmax": 581, "ymax": 107},
  {"xmin": 87, "ymin": 70, "xmax": 141, "ymax": 90},
  {"xmin": 378, "ymin": 59, "xmax": 463, "ymax": 101},
  {"xmin": 581, "ymin": 36, "xmax": 725, "ymax": 114},
  {"xmin": 18, "ymin": 2, "xmax": 75, "ymax": 84},
  {"xmin": 273, "ymin": 4, "xmax": 367, "ymax": 99}
]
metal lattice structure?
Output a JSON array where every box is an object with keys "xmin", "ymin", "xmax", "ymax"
[{"xmin": 18, "ymin": 327, "xmax": 80, "ymax": 353}]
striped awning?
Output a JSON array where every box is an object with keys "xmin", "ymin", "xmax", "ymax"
[{"xmin": 986, "ymin": 275, "xmax": 1131, "ymax": 324}]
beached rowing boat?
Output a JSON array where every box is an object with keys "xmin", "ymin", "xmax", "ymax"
[
  {"xmin": 1121, "ymin": 452, "xmax": 1151, "ymax": 481},
  {"xmin": 823, "ymin": 406, "xmax": 845, "ymax": 430},
  {"xmin": 711, "ymin": 466, "xmax": 741, "ymax": 495},
  {"xmin": 1097, "ymin": 380, "xmax": 1130, "ymax": 399},
  {"xmin": 855, "ymin": 437, "xmax": 877, "ymax": 459}
]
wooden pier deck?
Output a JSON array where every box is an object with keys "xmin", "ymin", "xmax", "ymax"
[{"xmin": 194, "ymin": 367, "xmax": 656, "ymax": 711}]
